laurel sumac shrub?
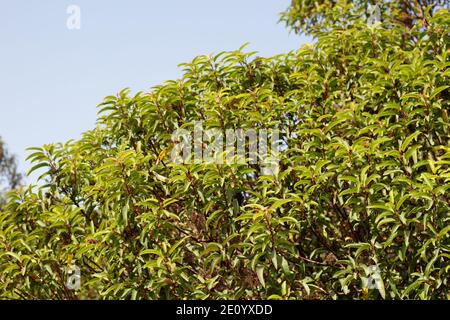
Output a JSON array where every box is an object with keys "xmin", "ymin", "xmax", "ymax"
[{"xmin": 0, "ymin": 1, "xmax": 449, "ymax": 299}]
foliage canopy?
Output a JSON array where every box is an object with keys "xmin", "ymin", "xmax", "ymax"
[{"xmin": 0, "ymin": 1, "xmax": 449, "ymax": 299}]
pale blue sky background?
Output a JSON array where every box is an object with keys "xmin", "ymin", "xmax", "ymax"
[{"xmin": 0, "ymin": 0, "xmax": 308, "ymax": 183}]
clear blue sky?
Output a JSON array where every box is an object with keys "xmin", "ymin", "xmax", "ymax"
[{"xmin": 0, "ymin": 0, "xmax": 308, "ymax": 183}]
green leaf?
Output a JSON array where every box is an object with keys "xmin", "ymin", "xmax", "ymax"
[
  {"xmin": 168, "ymin": 236, "xmax": 190, "ymax": 257},
  {"xmin": 26, "ymin": 162, "xmax": 49, "ymax": 176},
  {"xmin": 430, "ymin": 85, "xmax": 449, "ymax": 100},
  {"xmin": 377, "ymin": 275, "xmax": 386, "ymax": 299},
  {"xmin": 400, "ymin": 131, "xmax": 421, "ymax": 152},
  {"xmin": 121, "ymin": 202, "xmax": 129, "ymax": 226},
  {"xmin": 256, "ymin": 265, "xmax": 265, "ymax": 288},
  {"xmin": 270, "ymin": 198, "xmax": 297, "ymax": 210},
  {"xmin": 140, "ymin": 249, "xmax": 164, "ymax": 257}
]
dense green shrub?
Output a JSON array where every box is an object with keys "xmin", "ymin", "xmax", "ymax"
[{"xmin": 0, "ymin": 1, "xmax": 449, "ymax": 299}]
